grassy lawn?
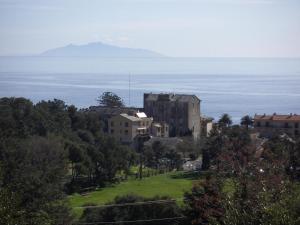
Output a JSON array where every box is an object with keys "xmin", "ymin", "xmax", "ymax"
[{"xmin": 68, "ymin": 171, "xmax": 199, "ymax": 217}]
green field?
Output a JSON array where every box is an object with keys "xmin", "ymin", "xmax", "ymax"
[{"xmin": 68, "ymin": 171, "xmax": 199, "ymax": 216}]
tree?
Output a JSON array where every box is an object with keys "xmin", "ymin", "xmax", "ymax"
[
  {"xmin": 0, "ymin": 96, "xmax": 136, "ymax": 195},
  {"xmin": 144, "ymin": 140, "xmax": 184, "ymax": 173},
  {"xmin": 201, "ymin": 127, "xmax": 224, "ymax": 170},
  {"xmin": 97, "ymin": 92, "xmax": 124, "ymax": 107},
  {"xmin": 183, "ymin": 176, "xmax": 224, "ymax": 225},
  {"xmin": 67, "ymin": 142, "xmax": 85, "ymax": 181},
  {"xmin": 263, "ymin": 135, "xmax": 300, "ymax": 181},
  {"xmin": 0, "ymin": 166, "xmax": 26, "ymax": 225},
  {"xmin": 0, "ymin": 136, "xmax": 73, "ymax": 225},
  {"xmin": 215, "ymin": 131, "xmax": 293, "ymax": 225},
  {"xmin": 34, "ymin": 99, "xmax": 71, "ymax": 135},
  {"xmin": 0, "ymin": 97, "xmax": 34, "ymax": 138},
  {"xmin": 240, "ymin": 115, "xmax": 253, "ymax": 130},
  {"xmin": 218, "ymin": 113, "xmax": 232, "ymax": 128},
  {"xmin": 176, "ymin": 138, "xmax": 199, "ymax": 159}
]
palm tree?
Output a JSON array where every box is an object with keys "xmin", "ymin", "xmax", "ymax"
[
  {"xmin": 218, "ymin": 113, "xmax": 232, "ymax": 127},
  {"xmin": 241, "ymin": 115, "xmax": 253, "ymax": 130}
]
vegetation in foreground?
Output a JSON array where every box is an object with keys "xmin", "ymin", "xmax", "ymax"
[
  {"xmin": 69, "ymin": 172, "xmax": 195, "ymax": 208},
  {"xmin": 1, "ymin": 95, "xmax": 300, "ymax": 225},
  {"xmin": 69, "ymin": 171, "xmax": 197, "ymax": 218}
]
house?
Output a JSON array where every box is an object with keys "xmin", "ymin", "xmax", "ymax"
[
  {"xmin": 254, "ymin": 113, "xmax": 300, "ymax": 137},
  {"xmin": 151, "ymin": 122, "xmax": 169, "ymax": 138},
  {"xmin": 108, "ymin": 112, "xmax": 153, "ymax": 144},
  {"xmin": 89, "ymin": 106, "xmax": 142, "ymax": 132},
  {"xmin": 143, "ymin": 93, "xmax": 201, "ymax": 139}
]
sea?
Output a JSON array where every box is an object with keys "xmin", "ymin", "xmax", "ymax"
[{"xmin": 0, "ymin": 56, "xmax": 300, "ymax": 123}]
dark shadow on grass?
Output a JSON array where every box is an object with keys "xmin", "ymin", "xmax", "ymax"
[{"xmin": 170, "ymin": 171, "xmax": 213, "ymax": 180}]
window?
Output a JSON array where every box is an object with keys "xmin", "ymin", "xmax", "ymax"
[
  {"xmin": 295, "ymin": 130, "xmax": 299, "ymax": 136},
  {"xmin": 295, "ymin": 123, "xmax": 299, "ymax": 128},
  {"xmin": 125, "ymin": 130, "xmax": 129, "ymax": 135},
  {"xmin": 110, "ymin": 121, "xmax": 114, "ymax": 127},
  {"xmin": 125, "ymin": 122, "xmax": 129, "ymax": 127},
  {"xmin": 166, "ymin": 127, "xmax": 168, "ymax": 132},
  {"xmin": 285, "ymin": 122, "xmax": 289, "ymax": 128},
  {"xmin": 266, "ymin": 122, "xmax": 269, "ymax": 127},
  {"xmin": 257, "ymin": 122, "xmax": 261, "ymax": 127},
  {"xmin": 120, "ymin": 122, "xmax": 122, "ymax": 126},
  {"xmin": 146, "ymin": 121, "xmax": 149, "ymax": 126},
  {"xmin": 110, "ymin": 129, "xmax": 114, "ymax": 134}
]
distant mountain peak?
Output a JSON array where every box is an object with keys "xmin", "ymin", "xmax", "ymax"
[{"xmin": 40, "ymin": 42, "xmax": 165, "ymax": 57}]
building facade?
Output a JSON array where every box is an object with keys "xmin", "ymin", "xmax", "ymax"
[
  {"xmin": 89, "ymin": 106, "xmax": 142, "ymax": 132},
  {"xmin": 143, "ymin": 93, "xmax": 201, "ymax": 139},
  {"xmin": 150, "ymin": 122, "xmax": 169, "ymax": 138},
  {"xmin": 200, "ymin": 116, "xmax": 214, "ymax": 137},
  {"xmin": 254, "ymin": 114, "xmax": 300, "ymax": 137},
  {"xmin": 108, "ymin": 112, "xmax": 153, "ymax": 144}
]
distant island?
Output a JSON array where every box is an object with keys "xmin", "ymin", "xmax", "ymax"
[{"xmin": 40, "ymin": 42, "xmax": 165, "ymax": 57}]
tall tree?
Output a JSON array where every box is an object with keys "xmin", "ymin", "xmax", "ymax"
[
  {"xmin": 218, "ymin": 113, "xmax": 232, "ymax": 128},
  {"xmin": 183, "ymin": 176, "xmax": 224, "ymax": 225},
  {"xmin": 97, "ymin": 92, "xmax": 124, "ymax": 107},
  {"xmin": 0, "ymin": 136, "xmax": 73, "ymax": 225},
  {"xmin": 240, "ymin": 115, "xmax": 253, "ymax": 130},
  {"xmin": 201, "ymin": 127, "xmax": 224, "ymax": 170}
]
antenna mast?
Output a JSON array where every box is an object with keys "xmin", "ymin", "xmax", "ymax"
[{"xmin": 128, "ymin": 73, "xmax": 131, "ymax": 106}]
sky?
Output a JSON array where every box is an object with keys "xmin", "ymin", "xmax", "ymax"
[{"xmin": 0, "ymin": 0, "xmax": 299, "ymax": 57}]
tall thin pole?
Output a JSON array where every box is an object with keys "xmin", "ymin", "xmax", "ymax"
[{"xmin": 128, "ymin": 73, "xmax": 131, "ymax": 106}]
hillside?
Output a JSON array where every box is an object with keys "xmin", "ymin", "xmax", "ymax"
[{"xmin": 40, "ymin": 42, "xmax": 164, "ymax": 57}]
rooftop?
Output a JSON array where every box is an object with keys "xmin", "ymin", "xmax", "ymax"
[
  {"xmin": 201, "ymin": 115, "xmax": 214, "ymax": 121},
  {"xmin": 144, "ymin": 93, "xmax": 200, "ymax": 102},
  {"xmin": 254, "ymin": 114, "xmax": 300, "ymax": 122},
  {"xmin": 120, "ymin": 113, "xmax": 142, "ymax": 122},
  {"xmin": 89, "ymin": 106, "xmax": 142, "ymax": 116},
  {"xmin": 136, "ymin": 112, "xmax": 147, "ymax": 118}
]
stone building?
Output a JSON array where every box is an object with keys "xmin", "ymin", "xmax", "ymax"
[
  {"xmin": 108, "ymin": 112, "xmax": 153, "ymax": 144},
  {"xmin": 143, "ymin": 93, "xmax": 201, "ymax": 139},
  {"xmin": 254, "ymin": 113, "xmax": 300, "ymax": 137}
]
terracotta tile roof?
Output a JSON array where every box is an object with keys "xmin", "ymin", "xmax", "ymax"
[{"xmin": 254, "ymin": 114, "xmax": 300, "ymax": 122}]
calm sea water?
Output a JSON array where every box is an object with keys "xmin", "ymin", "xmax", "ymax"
[{"xmin": 0, "ymin": 57, "xmax": 300, "ymax": 123}]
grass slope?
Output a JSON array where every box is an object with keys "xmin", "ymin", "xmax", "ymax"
[{"xmin": 68, "ymin": 172, "xmax": 197, "ymax": 216}]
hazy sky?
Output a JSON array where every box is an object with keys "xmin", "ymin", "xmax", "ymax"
[{"xmin": 0, "ymin": 0, "xmax": 299, "ymax": 57}]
